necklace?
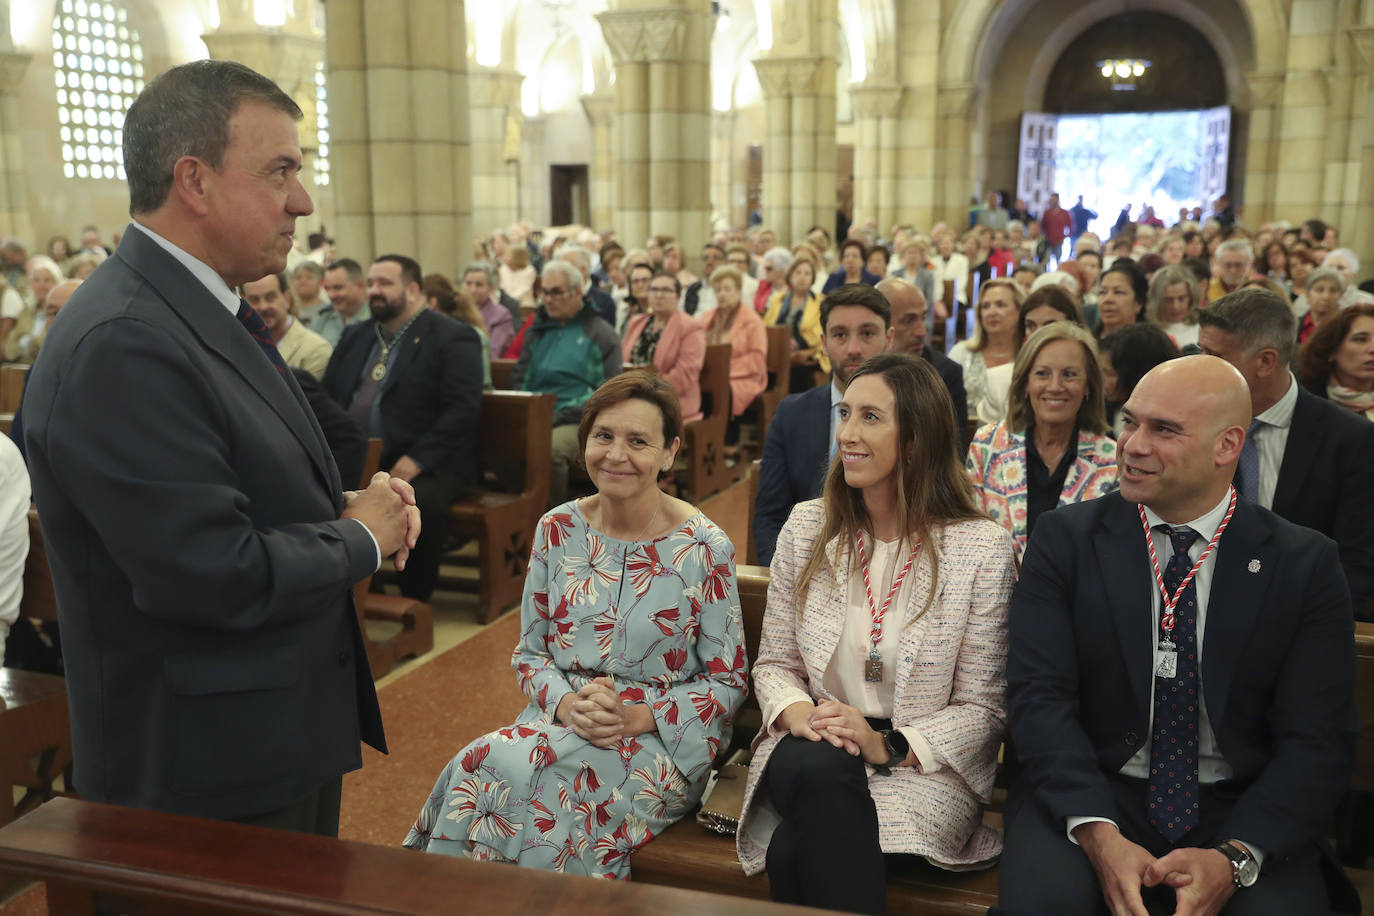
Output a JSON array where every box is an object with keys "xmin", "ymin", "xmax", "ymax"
[
  {"xmin": 370, "ymin": 309, "xmax": 424, "ymax": 382},
  {"xmin": 855, "ymin": 532, "xmax": 919, "ymax": 683},
  {"xmin": 594, "ymin": 493, "xmax": 661, "ymax": 542}
]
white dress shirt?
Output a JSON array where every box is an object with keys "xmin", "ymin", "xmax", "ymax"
[
  {"xmin": 0, "ymin": 436, "xmax": 30, "ymax": 663},
  {"xmin": 1251, "ymin": 372, "xmax": 1298, "ymax": 510},
  {"xmin": 129, "ymin": 222, "xmax": 381, "ymax": 570},
  {"xmin": 1067, "ymin": 488, "xmax": 1263, "ymax": 865}
]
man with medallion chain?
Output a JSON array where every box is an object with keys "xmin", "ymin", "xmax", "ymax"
[
  {"xmin": 323, "ymin": 254, "xmax": 483, "ymax": 601},
  {"xmin": 999, "ymin": 355, "xmax": 1359, "ymax": 915}
]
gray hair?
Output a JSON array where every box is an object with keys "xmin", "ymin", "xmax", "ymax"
[
  {"xmin": 291, "ymin": 260, "xmax": 324, "ymax": 280},
  {"xmin": 1197, "ymin": 287, "xmax": 1297, "ymax": 367},
  {"xmin": 1216, "ymin": 238, "xmax": 1254, "ymax": 262},
  {"xmin": 541, "ymin": 259, "xmax": 582, "ymax": 293},
  {"xmin": 1146, "ymin": 264, "xmax": 1201, "ymax": 326},
  {"xmin": 762, "ymin": 246, "xmax": 792, "ymax": 272},
  {"xmin": 462, "ymin": 261, "xmax": 498, "ymax": 286},
  {"xmin": 560, "ymin": 245, "xmax": 591, "ymax": 271},
  {"xmin": 124, "ymin": 60, "xmax": 302, "ymax": 215},
  {"xmin": 1305, "ymin": 267, "xmax": 1347, "ymax": 292},
  {"xmin": 1323, "ymin": 248, "xmax": 1360, "ymax": 276}
]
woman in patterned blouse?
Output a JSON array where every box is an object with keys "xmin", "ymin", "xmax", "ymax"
[
  {"xmin": 737, "ymin": 353, "xmax": 1016, "ymax": 914},
  {"xmin": 405, "ymin": 371, "xmax": 748, "ymax": 879}
]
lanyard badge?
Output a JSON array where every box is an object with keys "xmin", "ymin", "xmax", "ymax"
[{"xmin": 856, "ymin": 534, "xmax": 918, "ymax": 683}]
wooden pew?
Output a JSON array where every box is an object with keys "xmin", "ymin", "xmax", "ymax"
[
  {"xmin": 0, "ymin": 364, "xmax": 26, "ymax": 414},
  {"xmin": 747, "ymin": 326, "xmax": 792, "ymax": 447},
  {"xmin": 442, "ymin": 391, "xmax": 555, "ymax": 623},
  {"xmin": 0, "ymin": 797, "xmax": 819, "ymax": 915},
  {"xmin": 2, "ymin": 511, "xmax": 72, "ymax": 829},
  {"xmin": 491, "ymin": 357, "xmax": 516, "ymax": 391},
  {"xmin": 669, "ymin": 343, "xmax": 733, "ymax": 504},
  {"xmin": 744, "ymin": 459, "xmax": 761, "ymax": 567},
  {"xmin": 629, "ymin": 565, "xmax": 999, "ymax": 913},
  {"xmin": 1354, "ymin": 622, "xmax": 1374, "ymax": 793},
  {"xmin": 352, "ymin": 439, "xmax": 434, "ymax": 679}
]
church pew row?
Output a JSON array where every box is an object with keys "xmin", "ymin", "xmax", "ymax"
[
  {"xmin": 0, "ymin": 797, "xmax": 826, "ymax": 916},
  {"xmin": 628, "ymin": 567, "xmax": 1374, "ymax": 914}
]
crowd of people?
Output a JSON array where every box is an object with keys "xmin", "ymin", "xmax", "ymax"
[{"xmin": 2, "ymin": 57, "xmax": 1372, "ymax": 916}]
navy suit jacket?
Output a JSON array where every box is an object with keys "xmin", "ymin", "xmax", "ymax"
[
  {"xmin": 23, "ymin": 226, "xmax": 385, "ymax": 819},
  {"xmin": 323, "ymin": 309, "xmax": 482, "ymax": 483},
  {"xmin": 1007, "ymin": 492, "xmax": 1357, "ymax": 860},
  {"xmin": 1272, "ymin": 387, "xmax": 1374, "ymax": 618}
]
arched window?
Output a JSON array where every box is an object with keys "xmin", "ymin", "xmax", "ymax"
[
  {"xmin": 51, "ymin": 0, "xmax": 144, "ymax": 181},
  {"xmin": 314, "ymin": 60, "xmax": 329, "ymax": 187}
]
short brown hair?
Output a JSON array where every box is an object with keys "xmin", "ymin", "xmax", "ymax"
[{"xmin": 577, "ymin": 369, "xmax": 684, "ymax": 465}]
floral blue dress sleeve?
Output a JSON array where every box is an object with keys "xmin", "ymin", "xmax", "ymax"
[{"xmin": 404, "ymin": 502, "xmax": 749, "ymax": 880}]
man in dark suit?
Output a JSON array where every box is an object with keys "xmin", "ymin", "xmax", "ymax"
[
  {"xmin": 877, "ymin": 277, "xmax": 968, "ymax": 437},
  {"xmin": 752, "ymin": 284, "xmax": 893, "ymax": 566},
  {"xmin": 682, "ymin": 243, "xmax": 725, "ymax": 316},
  {"xmin": 1000, "ymin": 356, "xmax": 1357, "ymax": 915},
  {"xmin": 324, "ymin": 255, "xmax": 483, "ymax": 602},
  {"xmin": 1197, "ymin": 287, "xmax": 1374, "ymax": 618},
  {"xmin": 22, "ymin": 60, "xmax": 419, "ymax": 834}
]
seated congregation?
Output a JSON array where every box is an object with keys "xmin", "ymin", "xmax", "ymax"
[{"xmin": 6, "ymin": 203, "xmax": 1374, "ymax": 916}]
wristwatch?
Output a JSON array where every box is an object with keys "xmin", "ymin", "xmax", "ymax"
[
  {"xmin": 1214, "ymin": 841, "xmax": 1260, "ymax": 888},
  {"xmin": 874, "ymin": 728, "xmax": 910, "ymax": 776}
]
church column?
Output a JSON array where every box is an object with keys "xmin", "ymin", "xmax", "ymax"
[
  {"xmin": 519, "ymin": 115, "xmax": 548, "ymax": 225},
  {"xmin": 581, "ymin": 91, "xmax": 617, "ymax": 232},
  {"xmin": 0, "ymin": 52, "xmax": 32, "ymax": 244},
  {"xmin": 710, "ymin": 110, "xmax": 736, "ymax": 232},
  {"xmin": 850, "ymin": 82, "xmax": 903, "ymax": 236},
  {"xmin": 597, "ymin": 1, "xmax": 712, "ymax": 254},
  {"xmin": 325, "ymin": 0, "xmax": 471, "ymax": 271},
  {"xmin": 936, "ymin": 83, "xmax": 978, "ymax": 230},
  {"xmin": 1242, "ymin": 71, "xmax": 1286, "ymax": 227},
  {"xmin": 1269, "ymin": 0, "xmax": 1338, "ymax": 225},
  {"xmin": 1349, "ymin": 25, "xmax": 1374, "ymax": 263},
  {"xmin": 469, "ymin": 66, "xmax": 524, "ymax": 237}
]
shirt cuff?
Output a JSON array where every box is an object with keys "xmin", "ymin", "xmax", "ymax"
[
  {"xmin": 762, "ymin": 689, "xmax": 816, "ymax": 738},
  {"xmin": 1231, "ymin": 840, "xmax": 1266, "ymax": 871},
  {"xmin": 1066, "ymin": 815, "xmax": 1119, "ymax": 845},
  {"xmin": 352, "ymin": 518, "xmax": 382, "ymax": 573}
]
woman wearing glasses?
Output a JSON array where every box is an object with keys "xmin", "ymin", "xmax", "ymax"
[{"xmin": 621, "ymin": 270, "xmax": 707, "ymax": 422}]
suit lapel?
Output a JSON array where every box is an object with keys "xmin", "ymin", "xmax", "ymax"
[
  {"xmin": 805, "ymin": 384, "xmax": 833, "ymax": 496},
  {"xmin": 379, "ymin": 309, "xmax": 430, "ymax": 399},
  {"xmin": 1271, "ymin": 389, "xmax": 1319, "ymax": 514},
  {"xmin": 1096, "ymin": 495, "xmax": 1155, "ymax": 719},
  {"xmin": 117, "ymin": 230, "xmax": 335, "ymax": 495},
  {"xmin": 814, "ymin": 534, "xmax": 851, "ymax": 694},
  {"xmin": 1200, "ymin": 502, "xmax": 1271, "ymax": 730}
]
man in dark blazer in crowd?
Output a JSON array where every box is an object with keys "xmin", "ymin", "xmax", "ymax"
[
  {"xmin": 22, "ymin": 61, "xmax": 419, "ymax": 834},
  {"xmin": 324, "ymin": 255, "xmax": 483, "ymax": 602},
  {"xmin": 752, "ymin": 284, "xmax": 894, "ymax": 566},
  {"xmin": 1198, "ymin": 287, "xmax": 1374, "ymax": 619},
  {"xmin": 877, "ymin": 277, "xmax": 968, "ymax": 437},
  {"xmin": 999, "ymin": 356, "xmax": 1358, "ymax": 915}
]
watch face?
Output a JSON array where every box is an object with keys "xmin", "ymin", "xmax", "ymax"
[{"xmin": 1238, "ymin": 856, "xmax": 1260, "ymax": 886}]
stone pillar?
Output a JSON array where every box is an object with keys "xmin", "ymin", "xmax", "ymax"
[
  {"xmin": 0, "ymin": 52, "xmax": 32, "ymax": 244},
  {"xmin": 1349, "ymin": 25, "xmax": 1374, "ymax": 265},
  {"xmin": 850, "ymin": 82, "xmax": 903, "ymax": 236},
  {"xmin": 596, "ymin": 2, "xmax": 711, "ymax": 253},
  {"xmin": 710, "ymin": 110, "xmax": 736, "ymax": 232},
  {"xmin": 325, "ymin": 0, "xmax": 471, "ymax": 271},
  {"xmin": 936, "ymin": 83, "xmax": 978, "ymax": 230},
  {"xmin": 581, "ymin": 91, "xmax": 617, "ymax": 232},
  {"xmin": 469, "ymin": 66, "xmax": 524, "ymax": 237},
  {"xmin": 519, "ymin": 115, "xmax": 548, "ymax": 226},
  {"xmin": 1269, "ymin": 0, "xmax": 1337, "ymax": 225},
  {"xmin": 1242, "ymin": 70, "xmax": 1286, "ymax": 226}
]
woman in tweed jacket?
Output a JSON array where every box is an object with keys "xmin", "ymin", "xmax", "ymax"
[{"xmin": 736, "ymin": 351, "xmax": 1016, "ymax": 914}]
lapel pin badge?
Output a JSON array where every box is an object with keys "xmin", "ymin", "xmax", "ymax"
[{"xmin": 1247, "ymin": 559, "xmax": 1261, "ymax": 573}]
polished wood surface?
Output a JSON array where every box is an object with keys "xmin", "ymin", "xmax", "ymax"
[
  {"xmin": 1355, "ymin": 621, "xmax": 1374, "ymax": 793},
  {"xmin": 0, "ymin": 798, "xmax": 825, "ymax": 916},
  {"xmin": 672, "ymin": 343, "xmax": 733, "ymax": 503},
  {"xmin": 0, "ymin": 670, "xmax": 71, "ymax": 827},
  {"xmin": 0, "ymin": 364, "xmax": 27, "ymax": 414},
  {"xmin": 490, "ymin": 357, "xmax": 516, "ymax": 391},
  {"xmin": 20, "ymin": 509, "xmax": 57, "ymax": 622}
]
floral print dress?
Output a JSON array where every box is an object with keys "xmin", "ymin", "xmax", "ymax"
[{"xmin": 404, "ymin": 502, "xmax": 749, "ymax": 880}]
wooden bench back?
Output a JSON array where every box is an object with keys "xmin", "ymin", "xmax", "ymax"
[
  {"xmin": 479, "ymin": 390, "xmax": 554, "ymax": 512},
  {"xmin": 698, "ymin": 344, "xmax": 731, "ymax": 431},
  {"xmin": 491, "ymin": 358, "xmax": 516, "ymax": 391},
  {"xmin": 20, "ymin": 509, "xmax": 57, "ymax": 622},
  {"xmin": 1355, "ymin": 622, "xmax": 1374, "ymax": 792},
  {"xmin": 0, "ymin": 798, "xmax": 799, "ymax": 915},
  {"xmin": 762, "ymin": 326, "xmax": 790, "ymax": 396},
  {"xmin": 0, "ymin": 364, "xmax": 26, "ymax": 414}
]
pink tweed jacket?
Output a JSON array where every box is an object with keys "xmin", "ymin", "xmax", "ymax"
[
  {"xmin": 736, "ymin": 499, "xmax": 1015, "ymax": 875},
  {"xmin": 621, "ymin": 310, "xmax": 706, "ymax": 422},
  {"xmin": 965, "ymin": 420, "xmax": 1119, "ymax": 562}
]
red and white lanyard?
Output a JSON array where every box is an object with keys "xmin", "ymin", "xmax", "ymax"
[
  {"xmin": 856, "ymin": 533, "xmax": 919, "ymax": 650},
  {"xmin": 1137, "ymin": 487, "xmax": 1237, "ymax": 639}
]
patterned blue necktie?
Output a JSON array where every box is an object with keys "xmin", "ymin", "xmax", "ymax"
[
  {"xmin": 236, "ymin": 298, "xmax": 290, "ymax": 378},
  {"xmin": 1148, "ymin": 525, "xmax": 1202, "ymax": 842},
  {"xmin": 1234, "ymin": 418, "xmax": 1263, "ymax": 502}
]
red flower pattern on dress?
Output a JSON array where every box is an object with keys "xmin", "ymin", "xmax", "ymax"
[
  {"xmin": 631, "ymin": 754, "xmax": 689, "ymax": 819},
  {"xmin": 663, "ymin": 648, "xmax": 687, "ymax": 671},
  {"xmin": 691, "ymin": 688, "xmax": 726, "ymax": 727},
  {"xmin": 626, "ymin": 543, "xmax": 671, "ymax": 597},
  {"xmin": 702, "ymin": 562, "xmax": 732, "ymax": 603},
  {"xmin": 573, "ymin": 761, "xmax": 600, "ymax": 794},
  {"xmin": 461, "ymin": 742, "xmax": 490, "ymax": 774},
  {"xmin": 529, "ymin": 798, "xmax": 558, "ymax": 834},
  {"xmin": 542, "ymin": 512, "xmax": 575, "ymax": 548},
  {"xmin": 529, "ymin": 738, "xmax": 558, "ymax": 769},
  {"xmin": 594, "ymin": 814, "xmax": 651, "ymax": 867},
  {"xmin": 649, "ymin": 606, "xmax": 680, "ymax": 636},
  {"xmin": 449, "ymin": 779, "xmax": 519, "ymax": 842}
]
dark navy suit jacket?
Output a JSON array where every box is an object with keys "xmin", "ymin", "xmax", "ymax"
[{"xmin": 1007, "ymin": 493, "xmax": 1357, "ymax": 861}]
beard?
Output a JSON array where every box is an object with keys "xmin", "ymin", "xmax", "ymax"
[{"xmin": 369, "ymin": 292, "xmax": 405, "ymax": 323}]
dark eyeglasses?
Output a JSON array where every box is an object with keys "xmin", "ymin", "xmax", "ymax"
[
  {"xmin": 649, "ymin": 285, "xmax": 677, "ymax": 295},
  {"xmin": 542, "ymin": 286, "xmax": 571, "ymax": 297}
]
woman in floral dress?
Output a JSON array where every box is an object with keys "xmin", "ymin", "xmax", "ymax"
[{"xmin": 405, "ymin": 370, "xmax": 748, "ymax": 880}]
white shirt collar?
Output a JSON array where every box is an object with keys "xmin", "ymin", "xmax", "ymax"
[
  {"xmin": 1255, "ymin": 371, "xmax": 1299, "ymax": 430},
  {"xmin": 830, "ymin": 379, "xmax": 843, "ymax": 408},
  {"xmin": 129, "ymin": 221, "xmax": 241, "ymax": 316},
  {"xmin": 1142, "ymin": 487, "xmax": 1234, "ymax": 544}
]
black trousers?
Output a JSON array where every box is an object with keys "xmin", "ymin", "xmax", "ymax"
[
  {"xmin": 997, "ymin": 774, "xmax": 1332, "ymax": 916},
  {"xmin": 395, "ymin": 470, "xmax": 468, "ymax": 601},
  {"xmin": 231, "ymin": 776, "xmax": 343, "ymax": 837},
  {"xmin": 764, "ymin": 736, "xmax": 888, "ymax": 915}
]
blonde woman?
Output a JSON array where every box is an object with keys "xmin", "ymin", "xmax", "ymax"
[
  {"xmin": 1145, "ymin": 264, "xmax": 1202, "ymax": 349},
  {"xmin": 948, "ymin": 277, "xmax": 1025, "ymax": 418},
  {"xmin": 738, "ymin": 353, "xmax": 1015, "ymax": 914}
]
